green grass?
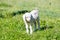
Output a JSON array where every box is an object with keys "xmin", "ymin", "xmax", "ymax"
[{"xmin": 0, "ymin": 0, "xmax": 60, "ymax": 40}]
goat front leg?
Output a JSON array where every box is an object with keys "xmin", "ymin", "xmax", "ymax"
[
  {"xmin": 25, "ymin": 23, "xmax": 29, "ymax": 34},
  {"xmin": 30, "ymin": 24, "xmax": 33, "ymax": 34}
]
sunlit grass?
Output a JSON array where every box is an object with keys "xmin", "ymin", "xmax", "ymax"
[{"xmin": 0, "ymin": 0, "xmax": 60, "ymax": 40}]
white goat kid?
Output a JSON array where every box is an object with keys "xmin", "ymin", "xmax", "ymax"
[
  {"xmin": 23, "ymin": 9, "xmax": 40, "ymax": 34},
  {"xmin": 23, "ymin": 13, "xmax": 32, "ymax": 34}
]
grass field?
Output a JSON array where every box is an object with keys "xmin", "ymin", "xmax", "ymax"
[{"xmin": 0, "ymin": 0, "xmax": 60, "ymax": 40}]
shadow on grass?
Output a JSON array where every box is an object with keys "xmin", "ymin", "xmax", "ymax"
[
  {"xmin": 34, "ymin": 25, "xmax": 54, "ymax": 32},
  {"xmin": 40, "ymin": 25, "xmax": 53, "ymax": 31},
  {"xmin": 12, "ymin": 10, "xmax": 30, "ymax": 16}
]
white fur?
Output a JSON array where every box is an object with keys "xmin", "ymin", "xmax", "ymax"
[
  {"xmin": 30, "ymin": 9, "xmax": 38, "ymax": 19},
  {"xmin": 23, "ymin": 9, "xmax": 40, "ymax": 34}
]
